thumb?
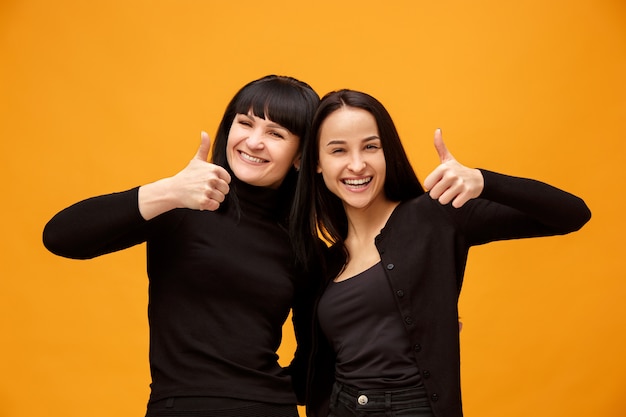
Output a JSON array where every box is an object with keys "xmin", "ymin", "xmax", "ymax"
[
  {"xmin": 434, "ymin": 128, "xmax": 454, "ymax": 163},
  {"xmin": 195, "ymin": 131, "xmax": 212, "ymax": 161}
]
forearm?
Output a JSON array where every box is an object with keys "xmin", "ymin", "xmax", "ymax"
[
  {"xmin": 478, "ymin": 169, "xmax": 591, "ymax": 233},
  {"xmin": 43, "ymin": 188, "xmax": 148, "ymax": 259}
]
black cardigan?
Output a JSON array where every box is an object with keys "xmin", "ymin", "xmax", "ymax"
[{"xmin": 306, "ymin": 170, "xmax": 591, "ymax": 417}]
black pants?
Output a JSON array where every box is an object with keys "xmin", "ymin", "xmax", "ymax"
[
  {"xmin": 146, "ymin": 396, "xmax": 299, "ymax": 417},
  {"xmin": 328, "ymin": 382, "xmax": 435, "ymax": 417}
]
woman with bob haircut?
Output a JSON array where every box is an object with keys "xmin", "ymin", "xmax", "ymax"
[
  {"xmin": 291, "ymin": 89, "xmax": 591, "ymax": 417},
  {"xmin": 43, "ymin": 75, "xmax": 320, "ymax": 417}
]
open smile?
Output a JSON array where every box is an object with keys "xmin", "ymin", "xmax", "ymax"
[
  {"xmin": 238, "ymin": 150, "xmax": 268, "ymax": 164},
  {"xmin": 342, "ymin": 177, "xmax": 372, "ymax": 188}
]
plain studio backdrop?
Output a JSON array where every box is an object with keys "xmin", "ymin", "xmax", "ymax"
[{"xmin": 1, "ymin": 1, "xmax": 625, "ymax": 416}]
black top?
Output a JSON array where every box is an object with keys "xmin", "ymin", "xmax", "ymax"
[
  {"xmin": 318, "ymin": 261, "xmax": 421, "ymax": 389},
  {"xmin": 306, "ymin": 170, "xmax": 591, "ymax": 417},
  {"xmin": 43, "ymin": 178, "xmax": 314, "ymax": 406}
]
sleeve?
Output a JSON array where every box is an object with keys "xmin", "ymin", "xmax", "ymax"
[
  {"xmin": 447, "ymin": 170, "xmax": 592, "ymax": 246},
  {"xmin": 288, "ymin": 277, "xmax": 315, "ymax": 405},
  {"xmin": 287, "ymin": 239, "xmax": 328, "ymax": 405},
  {"xmin": 42, "ymin": 187, "xmax": 152, "ymax": 259}
]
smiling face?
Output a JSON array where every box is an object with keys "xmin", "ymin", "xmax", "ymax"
[
  {"xmin": 226, "ymin": 111, "xmax": 301, "ymax": 189},
  {"xmin": 317, "ymin": 106, "xmax": 389, "ymax": 211}
]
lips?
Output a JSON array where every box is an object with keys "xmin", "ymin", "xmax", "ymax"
[
  {"xmin": 342, "ymin": 177, "xmax": 372, "ymax": 187},
  {"xmin": 238, "ymin": 150, "xmax": 268, "ymax": 164}
]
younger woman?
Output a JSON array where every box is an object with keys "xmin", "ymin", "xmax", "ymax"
[
  {"xmin": 292, "ymin": 89, "xmax": 591, "ymax": 417},
  {"xmin": 43, "ymin": 75, "xmax": 320, "ymax": 417}
]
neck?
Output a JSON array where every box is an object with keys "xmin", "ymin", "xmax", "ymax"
[
  {"xmin": 344, "ymin": 198, "xmax": 399, "ymax": 246},
  {"xmin": 335, "ymin": 198, "xmax": 399, "ymax": 281},
  {"xmin": 231, "ymin": 176, "xmax": 290, "ymax": 221}
]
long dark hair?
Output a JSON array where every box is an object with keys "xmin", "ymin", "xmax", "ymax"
[
  {"xmin": 210, "ymin": 75, "xmax": 319, "ymax": 216},
  {"xmin": 291, "ymin": 89, "xmax": 425, "ymax": 267}
]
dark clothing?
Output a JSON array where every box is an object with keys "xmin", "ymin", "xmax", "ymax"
[
  {"xmin": 318, "ymin": 262, "xmax": 421, "ymax": 389},
  {"xmin": 146, "ymin": 396, "xmax": 299, "ymax": 417},
  {"xmin": 328, "ymin": 382, "xmax": 434, "ymax": 417},
  {"xmin": 307, "ymin": 170, "xmax": 591, "ymax": 417},
  {"xmin": 43, "ymin": 179, "xmax": 314, "ymax": 410}
]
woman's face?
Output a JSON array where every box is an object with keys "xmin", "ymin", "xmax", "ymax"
[
  {"xmin": 226, "ymin": 111, "xmax": 300, "ymax": 189},
  {"xmin": 317, "ymin": 106, "xmax": 388, "ymax": 211}
]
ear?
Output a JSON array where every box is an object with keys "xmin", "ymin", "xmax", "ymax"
[{"xmin": 293, "ymin": 154, "xmax": 302, "ymax": 171}]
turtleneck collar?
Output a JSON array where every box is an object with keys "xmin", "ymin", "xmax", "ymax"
[{"xmin": 229, "ymin": 176, "xmax": 291, "ymax": 221}]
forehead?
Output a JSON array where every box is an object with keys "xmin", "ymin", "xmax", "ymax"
[
  {"xmin": 319, "ymin": 107, "xmax": 378, "ymax": 140},
  {"xmin": 232, "ymin": 87, "xmax": 303, "ymax": 135},
  {"xmin": 239, "ymin": 110, "xmax": 278, "ymax": 124}
]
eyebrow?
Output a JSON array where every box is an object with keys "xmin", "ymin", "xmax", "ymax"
[
  {"xmin": 324, "ymin": 135, "xmax": 380, "ymax": 146},
  {"xmin": 241, "ymin": 112, "xmax": 289, "ymax": 131}
]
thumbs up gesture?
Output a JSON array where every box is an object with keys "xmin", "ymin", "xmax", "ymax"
[
  {"xmin": 171, "ymin": 131, "xmax": 232, "ymax": 211},
  {"xmin": 423, "ymin": 129, "xmax": 484, "ymax": 208},
  {"xmin": 138, "ymin": 132, "xmax": 232, "ymax": 220}
]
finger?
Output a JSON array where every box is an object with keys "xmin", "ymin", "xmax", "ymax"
[
  {"xmin": 434, "ymin": 128, "xmax": 454, "ymax": 163},
  {"xmin": 433, "ymin": 182, "xmax": 458, "ymax": 205},
  {"xmin": 216, "ymin": 167, "xmax": 232, "ymax": 184},
  {"xmin": 423, "ymin": 165, "xmax": 444, "ymax": 191},
  {"xmin": 195, "ymin": 131, "xmax": 212, "ymax": 161},
  {"xmin": 199, "ymin": 199, "xmax": 221, "ymax": 212},
  {"xmin": 430, "ymin": 173, "xmax": 463, "ymax": 205},
  {"xmin": 208, "ymin": 176, "xmax": 231, "ymax": 196},
  {"xmin": 452, "ymin": 192, "xmax": 472, "ymax": 208},
  {"xmin": 200, "ymin": 185, "xmax": 229, "ymax": 211}
]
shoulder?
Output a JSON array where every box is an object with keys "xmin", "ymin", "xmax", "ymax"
[{"xmin": 389, "ymin": 194, "xmax": 452, "ymax": 222}]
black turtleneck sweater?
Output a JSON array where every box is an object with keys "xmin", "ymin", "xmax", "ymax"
[{"xmin": 42, "ymin": 179, "xmax": 311, "ymax": 406}]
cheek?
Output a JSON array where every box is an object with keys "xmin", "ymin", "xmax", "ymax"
[
  {"xmin": 225, "ymin": 138, "xmax": 235, "ymax": 165},
  {"xmin": 320, "ymin": 172, "xmax": 337, "ymax": 195},
  {"xmin": 225, "ymin": 127, "xmax": 243, "ymax": 155},
  {"xmin": 316, "ymin": 154, "xmax": 329, "ymax": 174},
  {"xmin": 278, "ymin": 142, "xmax": 300, "ymax": 166},
  {"xmin": 316, "ymin": 161, "xmax": 332, "ymax": 185}
]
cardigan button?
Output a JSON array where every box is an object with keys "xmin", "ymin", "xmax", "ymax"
[
  {"xmin": 431, "ymin": 393, "xmax": 439, "ymax": 402},
  {"xmin": 386, "ymin": 263, "xmax": 394, "ymax": 270},
  {"xmin": 422, "ymin": 370, "xmax": 431, "ymax": 378},
  {"xmin": 413, "ymin": 344, "xmax": 422, "ymax": 352},
  {"xmin": 396, "ymin": 289, "xmax": 404, "ymax": 297},
  {"xmin": 404, "ymin": 316, "xmax": 414, "ymax": 325}
]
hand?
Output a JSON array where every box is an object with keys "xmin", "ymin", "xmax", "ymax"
[
  {"xmin": 423, "ymin": 129, "xmax": 484, "ymax": 208},
  {"xmin": 138, "ymin": 132, "xmax": 231, "ymax": 220},
  {"xmin": 170, "ymin": 131, "xmax": 232, "ymax": 211}
]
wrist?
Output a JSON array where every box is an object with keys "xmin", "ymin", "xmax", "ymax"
[{"xmin": 138, "ymin": 177, "xmax": 178, "ymax": 220}]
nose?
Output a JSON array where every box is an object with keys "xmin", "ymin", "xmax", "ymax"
[
  {"xmin": 246, "ymin": 129, "xmax": 265, "ymax": 149},
  {"xmin": 347, "ymin": 153, "xmax": 366, "ymax": 173}
]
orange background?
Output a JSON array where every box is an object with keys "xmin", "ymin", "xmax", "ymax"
[{"xmin": 1, "ymin": 1, "xmax": 625, "ymax": 416}]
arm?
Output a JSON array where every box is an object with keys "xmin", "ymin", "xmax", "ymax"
[
  {"xmin": 424, "ymin": 129, "xmax": 591, "ymax": 242},
  {"xmin": 478, "ymin": 169, "xmax": 590, "ymax": 232},
  {"xmin": 287, "ymin": 278, "xmax": 315, "ymax": 405},
  {"xmin": 42, "ymin": 187, "xmax": 150, "ymax": 259},
  {"xmin": 43, "ymin": 132, "xmax": 232, "ymax": 259}
]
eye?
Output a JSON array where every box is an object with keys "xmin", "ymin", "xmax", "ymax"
[
  {"xmin": 234, "ymin": 114, "xmax": 254, "ymax": 127},
  {"xmin": 330, "ymin": 147, "xmax": 346, "ymax": 154},
  {"xmin": 269, "ymin": 131, "xmax": 285, "ymax": 139},
  {"xmin": 365, "ymin": 141, "xmax": 382, "ymax": 151}
]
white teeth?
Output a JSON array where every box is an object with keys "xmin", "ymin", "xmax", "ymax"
[
  {"xmin": 343, "ymin": 177, "xmax": 371, "ymax": 185},
  {"xmin": 240, "ymin": 152, "xmax": 266, "ymax": 163}
]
